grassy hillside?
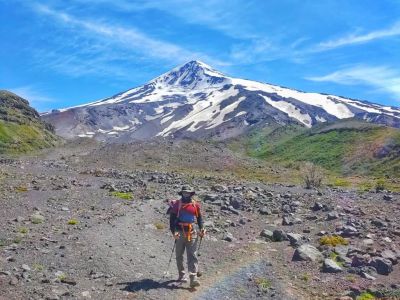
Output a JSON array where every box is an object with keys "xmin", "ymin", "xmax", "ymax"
[
  {"xmin": 0, "ymin": 90, "xmax": 60, "ymax": 154},
  {"xmin": 230, "ymin": 120, "xmax": 400, "ymax": 178}
]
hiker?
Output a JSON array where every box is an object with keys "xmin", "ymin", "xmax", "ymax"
[{"xmin": 169, "ymin": 185, "xmax": 205, "ymax": 288}]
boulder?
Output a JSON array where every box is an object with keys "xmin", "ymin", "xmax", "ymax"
[
  {"xmin": 369, "ymin": 257, "xmax": 393, "ymax": 275},
  {"xmin": 292, "ymin": 244, "xmax": 323, "ymax": 262}
]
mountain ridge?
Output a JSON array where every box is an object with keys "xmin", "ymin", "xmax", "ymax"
[{"xmin": 42, "ymin": 61, "xmax": 400, "ymax": 141}]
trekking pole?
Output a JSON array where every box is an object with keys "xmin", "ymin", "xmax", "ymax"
[
  {"xmin": 163, "ymin": 240, "xmax": 176, "ymax": 277},
  {"xmin": 197, "ymin": 236, "xmax": 203, "ymax": 256}
]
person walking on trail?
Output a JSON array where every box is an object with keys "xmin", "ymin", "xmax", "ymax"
[{"xmin": 169, "ymin": 185, "xmax": 205, "ymax": 288}]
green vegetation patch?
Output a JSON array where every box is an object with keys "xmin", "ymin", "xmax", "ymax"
[
  {"xmin": 236, "ymin": 121, "xmax": 400, "ymax": 178},
  {"xmin": 254, "ymin": 277, "xmax": 272, "ymax": 292},
  {"xmin": 154, "ymin": 222, "xmax": 166, "ymax": 230},
  {"xmin": 356, "ymin": 292, "xmax": 376, "ymax": 300},
  {"xmin": 319, "ymin": 235, "xmax": 349, "ymax": 247},
  {"xmin": 111, "ymin": 191, "xmax": 133, "ymax": 200},
  {"xmin": 67, "ymin": 218, "xmax": 79, "ymax": 225}
]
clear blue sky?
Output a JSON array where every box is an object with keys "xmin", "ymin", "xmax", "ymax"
[{"xmin": 1, "ymin": 0, "xmax": 400, "ymax": 112}]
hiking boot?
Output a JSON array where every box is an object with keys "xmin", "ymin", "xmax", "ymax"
[
  {"xmin": 177, "ymin": 272, "xmax": 188, "ymax": 282},
  {"xmin": 189, "ymin": 275, "xmax": 200, "ymax": 288}
]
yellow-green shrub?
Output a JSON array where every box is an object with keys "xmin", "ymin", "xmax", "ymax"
[{"xmin": 319, "ymin": 235, "xmax": 349, "ymax": 247}]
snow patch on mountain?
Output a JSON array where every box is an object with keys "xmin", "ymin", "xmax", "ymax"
[
  {"xmin": 157, "ymin": 85, "xmax": 240, "ymax": 136},
  {"xmin": 261, "ymin": 95, "xmax": 312, "ymax": 127}
]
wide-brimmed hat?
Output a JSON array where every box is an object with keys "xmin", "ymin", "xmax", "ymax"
[{"xmin": 178, "ymin": 185, "xmax": 195, "ymax": 195}]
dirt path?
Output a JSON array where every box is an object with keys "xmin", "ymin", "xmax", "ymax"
[{"xmin": 81, "ymin": 199, "xmax": 300, "ymax": 300}]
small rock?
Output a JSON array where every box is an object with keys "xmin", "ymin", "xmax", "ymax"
[
  {"xmin": 229, "ymin": 196, "xmax": 244, "ymax": 210},
  {"xmin": 9, "ymin": 276, "xmax": 18, "ymax": 285},
  {"xmin": 381, "ymin": 249, "xmax": 398, "ymax": 264},
  {"xmin": 212, "ymin": 184, "xmax": 228, "ymax": 193},
  {"xmin": 371, "ymin": 219, "xmax": 387, "ymax": 228},
  {"xmin": 260, "ymin": 229, "xmax": 274, "ymax": 240},
  {"xmin": 105, "ymin": 280, "xmax": 113, "ymax": 286},
  {"xmin": 259, "ymin": 207, "xmax": 271, "ymax": 215},
  {"xmin": 282, "ymin": 216, "xmax": 293, "ymax": 226},
  {"xmin": 360, "ymin": 271, "xmax": 376, "ymax": 280},
  {"xmin": 204, "ymin": 194, "xmax": 219, "ymax": 202},
  {"xmin": 323, "ymin": 258, "xmax": 343, "ymax": 273},
  {"xmin": 327, "ymin": 211, "xmax": 339, "ymax": 220},
  {"xmin": 14, "ymin": 216, "xmax": 25, "ymax": 222},
  {"xmin": 21, "ymin": 264, "xmax": 31, "ymax": 272},
  {"xmin": 383, "ymin": 194, "xmax": 393, "ymax": 201},
  {"xmin": 312, "ymin": 202, "xmax": 324, "ymax": 211},
  {"xmin": 272, "ymin": 229, "xmax": 287, "ymax": 242},
  {"xmin": 287, "ymin": 233, "xmax": 305, "ymax": 247},
  {"xmin": 362, "ymin": 239, "xmax": 374, "ymax": 246},
  {"xmin": 222, "ymin": 232, "xmax": 235, "ymax": 242},
  {"xmin": 61, "ymin": 278, "xmax": 77, "ymax": 285}
]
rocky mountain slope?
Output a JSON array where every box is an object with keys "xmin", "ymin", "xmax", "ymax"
[
  {"xmin": 42, "ymin": 61, "xmax": 400, "ymax": 141},
  {"xmin": 0, "ymin": 140, "xmax": 399, "ymax": 299},
  {"xmin": 0, "ymin": 90, "xmax": 59, "ymax": 154}
]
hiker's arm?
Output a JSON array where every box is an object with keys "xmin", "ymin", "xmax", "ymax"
[
  {"xmin": 169, "ymin": 212, "xmax": 177, "ymax": 233},
  {"xmin": 197, "ymin": 205, "xmax": 204, "ymax": 230}
]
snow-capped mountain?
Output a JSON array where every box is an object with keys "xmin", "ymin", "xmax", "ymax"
[{"xmin": 42, "ymin": 60, "xmax": 400, "ymax": 141}]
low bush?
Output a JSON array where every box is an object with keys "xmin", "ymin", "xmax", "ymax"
[{"xmin": 319, "ymin": 235, "xmax": 349, "ymax": 247}]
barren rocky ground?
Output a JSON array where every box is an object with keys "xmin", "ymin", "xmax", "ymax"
[{"xmin": 1, "ymin": 139, "xmax": 399, "ymax": 300}]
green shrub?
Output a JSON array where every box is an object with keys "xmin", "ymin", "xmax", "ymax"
[
  {"xmin": 154, "ymin": 222, "xmax": 166, "ymax": 230},
  {"xmin": 254, "ymin": 277, "xmax": 271, "ymax": 292},
  {"xmin": 15, "ymin": 186, "xmax": 28, "ymax": 192},
  {"xmin": 57, "ymin": 273, "xmax": 66, "ymax": 281},
  {"xmin": 319, "ymin": 235, "xmax": 349, "ymax": 247},
  {"xmin": 345, "ymin": 275, "xmax": 356, "ymax": 283},
  {"xmin": 333, "ymin": 178, "xmax": 350, "ymax": 187},
  {"xmin": 67, "ymin": 219, "xmax": 79, "ymax": 225},
  {"xmin": 33, "ymin": 263, "xmax": 44, "ymax": 271},
  {"xmin": 13, "ymin": 234, "xmax": 23, "ymax": 244},
  {"xmin": 300, "ymin": 273, "xmax": 311, "ymax": 282},
  {"xmin": 111, "ymin": 191, "xmax": 133, "ymax": 200},
  {"xmin": 356, "ymin": 292, "xmax": 375, "ymax": 300},
  {"xmin": 301, "ymin": 162, "xmax": 324, "ymax": 189},
  {"xmin": 329, "ymin": 252, "xmax": 344, "ymax": 267},
  {"xmin": 0, "ymin": 239, "xmax": 7, "ymax": 247},
  {"xmin": 31, "ymin": 214, "xmax": 45, "ymax": 224},
  {"xmin": 375, "ymin": 178, "xmax": 386, "ymax": 191},
  {"xmin": 18, "ymin": 227, "xmax": 29, "ymax": 234}
]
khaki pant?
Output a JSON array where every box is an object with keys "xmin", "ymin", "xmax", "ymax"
[{"xmin": 175, "ymin": 229, "xmax": 198, "ymax": 276}]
